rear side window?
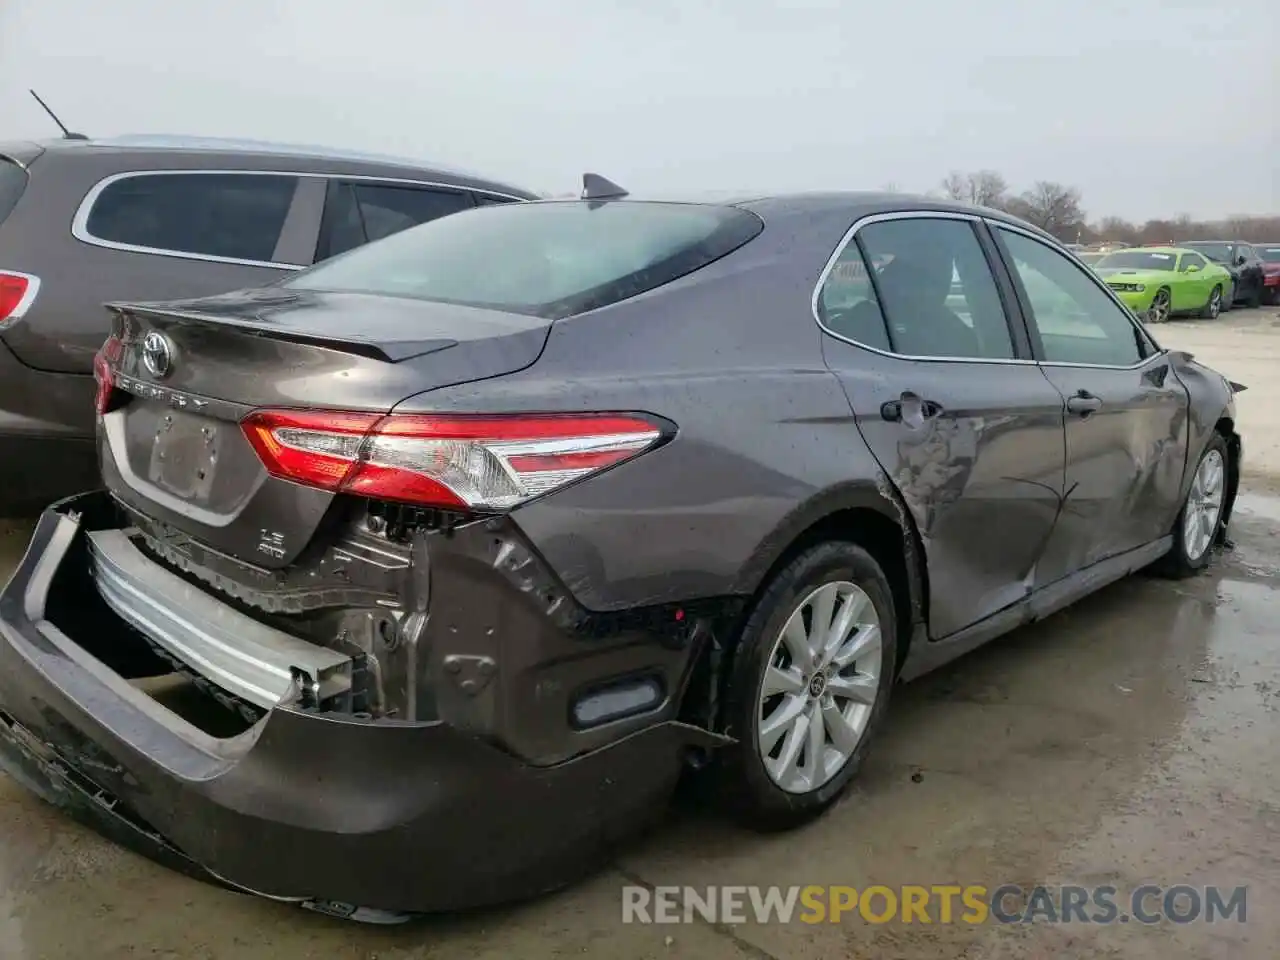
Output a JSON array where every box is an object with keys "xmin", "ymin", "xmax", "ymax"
[
  {"xmin": 0, "ymin": 160, "xmax": 27, "ymax": 226},
  {"xmin": 82, "ymin": 172, "xmax": 298, "ymax": 263},
  {"xmin": 316, "ymin": 182, "xmax": 475, "ymax": 261},
  {"xmin": 285, "ymin": 200, "xmax": 764, "ymax": 318},
  {"xmin": 819, "ymin": 217, "xmax": 1015, "ymax": 360}
]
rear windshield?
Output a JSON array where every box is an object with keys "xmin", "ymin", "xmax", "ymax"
[
  {"xmin": 0, "ymin": 160, "xmax": 28, "ymax": 226},
  {"xmin": 1095, "ymin": 251, "xmax": 1178, "ymax": 271},
  {"xmin": 1258, "ymin": 246, "xmax": 1280, "ymax": 263},
  {"xmin": 283, "ymin": 200, "xmax": 764, "ymax": 318}
]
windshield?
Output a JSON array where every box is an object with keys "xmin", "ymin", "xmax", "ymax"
[
  {"xmin": 1258, "ymin": 246, "xmax": 1280, "ymax": 263},
  {"xmin": 1095, "ymin": 251, "xmax": 1178, "ymax": 271},
  {"xmin": 284, "ymin": 200, "xmax": 763, "ymax": 318},
  {"xmin": 1182, "ymin": 242, "xmax": 1233, "ymax": 263}
]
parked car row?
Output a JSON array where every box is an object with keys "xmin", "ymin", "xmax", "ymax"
[
  {"xmin": 0, "ymin": 140, "xmax": 1247, "ymax": 920},
  {"xmin": 1077, "ymin": 239, "xmax": 1276, "ymax": 323},
  {"xmin": 0, "ymin": 135, "xmax": 537, "ymax": 515}
]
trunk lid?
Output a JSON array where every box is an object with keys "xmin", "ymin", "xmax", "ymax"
[{"xmin": 98, "ymin": 288, "xmax": 551, "ymax": 566}]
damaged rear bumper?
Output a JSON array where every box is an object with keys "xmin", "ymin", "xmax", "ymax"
[{"xmin": 0, "ymin": 492, "xmax": 722, "ymax": 916}]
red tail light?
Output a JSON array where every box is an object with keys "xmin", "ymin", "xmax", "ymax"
[
  {"xmin": 0, "ymin": 271, "xmax": 40, "ymax": 328},
  {"xmin": 241, "ymin": 409, "xmax": 667, "ymax": 510},
  {"xmin": 94, "ymin": 334, "xmax": 124, "ymax": 415}
]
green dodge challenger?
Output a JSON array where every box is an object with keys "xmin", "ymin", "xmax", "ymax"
[{"xmin": 1092, "ymin": 247, "xmax": 1232, "ymax": 323}]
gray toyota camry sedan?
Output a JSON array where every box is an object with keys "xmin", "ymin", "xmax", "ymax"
[{"xmin": 0, "ymin": 182, "xmax": 1244, "ymax": 920}]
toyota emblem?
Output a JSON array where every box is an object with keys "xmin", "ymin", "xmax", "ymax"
[{"xmin": 141, "ymin": 331, "xmax": 174, "ymax": 379}]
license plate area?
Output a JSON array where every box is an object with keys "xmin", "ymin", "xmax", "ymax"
[{"xmin": 120, "ymin": 402, "xmax": 243, "ymax": 506}]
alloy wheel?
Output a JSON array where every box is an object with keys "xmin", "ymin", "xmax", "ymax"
[
  {"xmin": 756, "ymin": 581, "xmax": 881, "ymax": 794},
  {"xmin": 1184, "ymin": 449, "xmax": 1225, "ymax": 561},
  {"xmin": 1206, "ymin": 288, "xmax": 1221, "ymax": 319},
  {"xmin": 1148, "ymin": 290, "xmax": 1171, "ymax": 324}
]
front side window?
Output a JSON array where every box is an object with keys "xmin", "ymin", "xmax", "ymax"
[
  {"xmin": 286, "ymin": 200, "xmax": 763, "ymax": 319},
  {"xmin": 998, "ymin": 228, "xmax": 1146, "ymax": 367},
  {"xmin": 846, "ymin": 217, "xmax": 1015, "ymax": 360},
  {"xmin": 316, "ymin": 182, "xmax": 476, "ymax": 261},
  {"xmin": 84, "ymin": 172, "xmax": 298, "ymax": 262}
]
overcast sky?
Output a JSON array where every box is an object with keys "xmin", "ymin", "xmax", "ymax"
[{"xmin": 1, "ymin": 1, "xmax": 1275, "ymax": 222}]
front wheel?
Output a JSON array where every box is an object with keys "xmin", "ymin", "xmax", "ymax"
[
  {"xmin": 714, "ymin": 542, "xmax": 897, "ymax": 831},
  {"xmin": 1222, "ymin": 280, "xmax": 1235, "ymax": 311},
  {"xmin": 1157, "ymin": 433, "xmax": 1229, "ymax": 579},
  {"xmin": 1199, "ymin": 285, "xmax": 1223, "ymax": 319},
  {"xmin": 1146, "ymin": 288, "xmax": 1172, "ymax": 324}
]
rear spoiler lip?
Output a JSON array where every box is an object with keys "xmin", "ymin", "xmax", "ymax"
[
  {"xmin": 104, "ymin": 301, "xmax": 458, "ymax": 363},
  {"xmin": 1229, "ymin": 380, "xmax": 1247, "ymax": 394}
]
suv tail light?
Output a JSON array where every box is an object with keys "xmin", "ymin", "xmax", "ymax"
[
  {"xmin": 94, "ymin": 334, "xmax": 124, "ymax": 414},
  {"xmin": 0, "ymin": 271, "xmax": 40, "ymax": 329},
  {"xmin": 241, "ymin": 409, "xmax": 668, "ymax": 511}
]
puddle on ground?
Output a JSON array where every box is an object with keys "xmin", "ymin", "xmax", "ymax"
[{"xmin": 1232, "ymin": 491, "xmax": 1280, "ymax": 525}]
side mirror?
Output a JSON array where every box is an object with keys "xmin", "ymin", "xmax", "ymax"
[
  {"xmin": 1185, "ymin": 264, "xmax": 1200, "ymax": 273},
  {"xmin": 1236, "ymin": 254, "xmax": 1248, "ymax": 266}
]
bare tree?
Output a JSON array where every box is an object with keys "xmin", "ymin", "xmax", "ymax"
[
  {"xmin": 939, "ymin": 170, "xmax": 1008, "ymax": 208},
  {"xmin": 1095, "ymin": 216, "xmax": 1138, "ymax": 245},
  {"xmin": 1015, "ymin": 181, "xmax": 1085, "ymax": 240},
  {"xmin": 941, "ymin": 171, "xmax": 967, "ymax": 201}
]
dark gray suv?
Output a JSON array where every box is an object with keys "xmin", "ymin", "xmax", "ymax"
[{"xmin": 0, "ymin": 135, "xmax": 535, "ymax": 513}]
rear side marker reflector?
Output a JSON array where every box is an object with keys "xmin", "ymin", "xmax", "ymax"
[
  {"xmin": 241, "ymin": 410, "xmax": 667, "ymax": 510},
  {"xmin": 0, "ymin": 271, "xmax": 40, "ymax": 328}
]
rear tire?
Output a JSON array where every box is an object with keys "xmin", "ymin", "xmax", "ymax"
[
  {"xmin": 1157, "ymin": 433, "xmax": 1229, "ymax": 579},
  {"xmin": 1199, "ymin": 285, "xmax": 1223, "ymax": 320},
  {"xmin": 713, "ymin": 542, "xmax": 897, "ymax": 831}
]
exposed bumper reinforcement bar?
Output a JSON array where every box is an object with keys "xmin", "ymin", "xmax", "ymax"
[{"xmin": 87, "ymin": 528, "xmax": 353, "ymax": 711}]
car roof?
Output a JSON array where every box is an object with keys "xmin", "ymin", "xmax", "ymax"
[
  {"xmin": 547, "ymin": 189, "xmax": 1059, "ymax": 240},
  {"xmin": 1118, "ymin": 246, "xmax": 1184, "ymax": 255},
  {"xmin": 26, "ymin": 134, "xmax": 538, "ymax": 198}
]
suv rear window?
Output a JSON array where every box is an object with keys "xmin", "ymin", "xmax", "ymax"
[
  {"xmin": 283, "ymin": 200, "xmax": 764, "ymax": 318},
  {"xmin": 0, "ymin": 160, "xmax": 27, "ymax": 226},
  {"xmin": 83, "ymin": 172, "xmax": 299, "ymax": 263}
]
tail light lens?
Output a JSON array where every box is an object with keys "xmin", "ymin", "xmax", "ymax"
[
  {"xmin": 94, "ymin": 334, "xmax": 124, "ymax": 414},
  {"xmin": 0, "ymin": 271, "xmax": 40, "ymax": 329},
  {"xmin": 241, "ymin": 409, "xmax": 667, "ymax": 510}
]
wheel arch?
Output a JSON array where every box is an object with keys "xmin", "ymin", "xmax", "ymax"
[
  {"xmin": 1214, "ymin": 415, "xmax": 1242, "ymax": 540},
  {"xmin": 730, "ymin": 479, "xmax": 928, "ymax": 677}
]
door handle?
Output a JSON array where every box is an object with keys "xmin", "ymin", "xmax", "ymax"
[
  {"xmin": 881, "ymin": 391, "xmax": 943, "ymax": 425},
  {"xmin": 1066, "ymin": 390, "xmax": 1102, "ymax": 417}
]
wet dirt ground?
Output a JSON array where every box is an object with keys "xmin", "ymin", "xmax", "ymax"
[
  {"xmin": 1, "ymin": 310, "xmax": 1278, "ymax": 959},
  {"xmin": 2, "ymin": 492, "xmax": 1278, "ymax": 959}
]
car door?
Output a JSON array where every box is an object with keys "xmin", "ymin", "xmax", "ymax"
[
  {"xmin": 817, "ymin": 212, "xmax": 1067, "ymax": 639},
  {"xmin": 991, "ymin": 224, "xmax": 1189, "ymax": 585},
  {"xmin": 314, "ymin": 180, "xmax": 477, "ymax": 262},
  {"xmin": 1176, "ymin": 251, "xmax": 1211, "ymax": 310}
]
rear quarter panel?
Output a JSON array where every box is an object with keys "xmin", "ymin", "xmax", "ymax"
[{"xmin": 392, "ymin": 216, "xmax": 903, "ymax": 612}]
